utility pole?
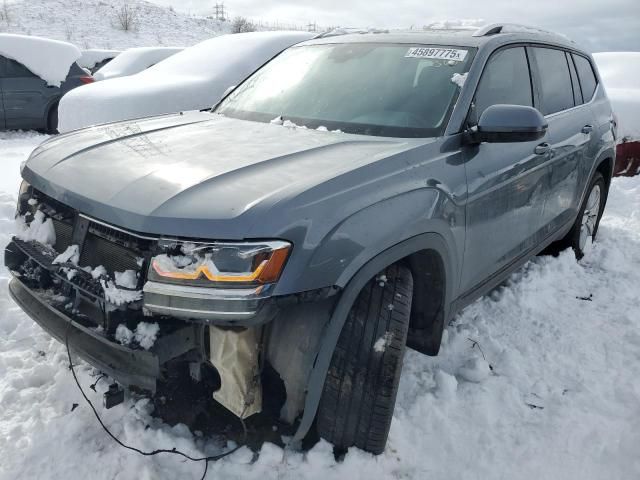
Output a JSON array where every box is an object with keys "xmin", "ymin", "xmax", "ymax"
[
  {"xmin": 214, "ymin": 3, "xmax": 226, "ymax": 22},
  {"xmin": 307, "ymin": 21, "xmax": 317, "ymax": 32}
]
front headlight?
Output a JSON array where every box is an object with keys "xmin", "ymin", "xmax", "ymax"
[{"xmin": 148, "ymin": 240, "xmax": 291, "ymax": 288}]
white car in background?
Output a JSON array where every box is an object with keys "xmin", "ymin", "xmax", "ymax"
[
  {"xmin": 93, "ymin": 46, "xmax": 183, "ymax": 81},
  {"xmin": 78, "ymin": 49, "xmax": 121, "ymax": 74},
  {"xmin": 58, "ymin": 31, "xmax": 314, "ymax": 133}
]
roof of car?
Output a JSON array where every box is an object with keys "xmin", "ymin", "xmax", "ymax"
[{"xmin": 300, "ymin": 24, "xmax": 580, "ymax": 52}]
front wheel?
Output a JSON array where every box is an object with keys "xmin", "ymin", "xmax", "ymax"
[
  {"xmin": 316, "ymin": 264, "xmax": 413, "ymax": 454},
  {"xmin": 561, "ymin": 171, "xmax": 607, "ymax": 259}
]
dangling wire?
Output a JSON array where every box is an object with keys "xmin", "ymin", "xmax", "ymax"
[{"xmin": 64, "ymin": 321, "xmax": 248, "ymax": 480}]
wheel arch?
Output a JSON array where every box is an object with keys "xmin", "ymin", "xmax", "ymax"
[
  {"xmin": 44, "ymin": 97, "xmax": 61, "ymax": 133},
  {"xmin": 292, "ymin": 232, "xmax": 455, "ymax": 442}
]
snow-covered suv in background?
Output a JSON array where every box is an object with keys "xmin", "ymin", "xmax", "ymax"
[
  {"xmin": 6, "ymin": 24, "xmax": 615, "ymax": 454},
  {"xmin": 0, "ymin": 34, "xmax": 93, "ymax": 132}
]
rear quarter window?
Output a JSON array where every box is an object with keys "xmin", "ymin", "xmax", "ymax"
[
  {"xmin": 5, "ymin": 58, "xmax": 37, "ymax": 78},
  {"xmin": 573, "ymin": 54, "xmax": 598, "ymax": 102},
  {"xmin": 532, "ymin": 47, "xmax": 575, "ymax": 115}
]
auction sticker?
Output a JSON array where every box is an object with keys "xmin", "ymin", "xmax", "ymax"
[{"xmin": 405, "ymin": 47, "xmax": 468, "ymax": 62}]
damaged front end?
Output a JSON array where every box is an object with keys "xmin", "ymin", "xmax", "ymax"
[{"xmin": 7, "ymin": 183, "xmax": 334, "ymax": 427}]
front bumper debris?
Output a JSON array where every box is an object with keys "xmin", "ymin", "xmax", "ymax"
[
  {"xmin": 6, "ymin": 236, "xmax": 202, "ymax": 394},
  {"xmin": 9, "ymin": 277, "xmax": 161, "ymax": 391}
]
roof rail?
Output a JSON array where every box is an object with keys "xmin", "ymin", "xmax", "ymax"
[{"xmin": 472, "ymin": 23, "xmax": 574, "ymax": 43}]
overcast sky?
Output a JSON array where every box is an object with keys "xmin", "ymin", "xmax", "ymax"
[{"xmin": 148, "ymin": 0, "xmax": 639, "ymax": 52}]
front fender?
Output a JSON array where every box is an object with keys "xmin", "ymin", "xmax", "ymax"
[
  {"xmin": 274, "ymin": 186, "xmax": 464, "ymax": 296},
  {"xmin": 292, "ymin": 232, "xmax": 456, "ymax": 442}
]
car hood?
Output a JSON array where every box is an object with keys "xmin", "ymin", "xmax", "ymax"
[{"xmin": 25, "ymin": 112, "xmax": 422, "ymax": 239}]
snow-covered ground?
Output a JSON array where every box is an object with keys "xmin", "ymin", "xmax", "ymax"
[
  {"xmin": 0, "ymin": 0, "xmax": 229, "ymax": 50},
  {"xmin": 0, "ymin": 133, "xmax": 639, "ymax": 479}
]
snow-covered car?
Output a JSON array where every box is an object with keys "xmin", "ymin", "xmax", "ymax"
[
  {"xmin": 594, "ymin": 52, "xmax": 640, "ymax": 177},
  {"xmin": 78, "ymin": 49, "xmax": 121, "ymax": 74},
  {"xmin": 0, "ymin": 34, "xmax": 94, "ymax": 132},
  {"xmin": 93, "ymin": 46, "xmax": 183, "ymax": 81},
  {"xmin": 57, "ymin": 31, "xmax": 314, "ymax": 132}
]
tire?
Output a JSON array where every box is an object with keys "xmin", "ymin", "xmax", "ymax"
[
  {"xmin": 47, "ymin": 104, "xmax": 59, "ymax": 134},
  {"xmin": 559, "ymin": 171, "xmax": 607, "ymax": 259},
  {"xmin": 316, "ymin": 263, "xmax": 413, "ymax": 454}
]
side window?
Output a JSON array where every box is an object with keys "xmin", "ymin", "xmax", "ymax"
[
  {"xmin": 5, "ymin": 58, "xmax": 36, "ymax": 78},
  {"xmin": 531, "ymin": 47, "xmax": 574, "ymax": 115},
  {"xmin": 0, "ymin": 55, "xmax": 6, "ymax": 77},
  {"xmin": 573, "ymin": 54, "xmax": 598, "ymax": 102},
  {"xmin": 566, "ymin": 52, "xmax": 583, "ymax": 105},
  {"xmin": 473, "ymin": 47, "xmax": 533, "ymax": 121}
]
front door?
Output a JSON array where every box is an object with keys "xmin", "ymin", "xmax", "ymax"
[{"xmin": 461, "ymin": 46, "xmax": 550, "ymax": 294}]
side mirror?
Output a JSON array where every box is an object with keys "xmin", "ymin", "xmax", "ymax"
[{"xmin": 474, "ymin": 104, "xmax": 548, "ymax": 143}]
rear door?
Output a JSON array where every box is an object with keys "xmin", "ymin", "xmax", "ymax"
[
  {"xmin": 1, "ymin": 58, "xmax": 52, "ymax": 130},
  {"xmin": 528, "ymin": 47, "xmax": 597, "ymax": 233},
  {"xmin": 461, "ymin": 46, "xmax": 550, "ymax": 294},
  {"xmin": 0, "ymin": 56, "xmax": 6, "ymax": 129}
]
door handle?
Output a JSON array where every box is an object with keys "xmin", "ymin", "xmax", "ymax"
[
  {"xmin": 534, "ymin": 142, "xmax": 551, "ymax": 155},
  {"xmin": 582, "ymin": 124, "xmax": 594, "ymax": 134}
]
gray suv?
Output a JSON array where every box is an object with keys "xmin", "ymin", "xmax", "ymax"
[
  {"xmin": 0, "ymin": 55, "xmax": 92, "ymax": 132},
  {"xmin": 6, "ymin": 24, "xmax": 615, "ymax": 454}
]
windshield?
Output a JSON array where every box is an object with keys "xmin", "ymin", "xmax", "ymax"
[{"xmin": 215, "ymin": 43, "xmax": 473, "ymax": 138}]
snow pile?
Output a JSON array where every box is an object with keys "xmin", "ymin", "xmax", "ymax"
[
  {"xmin": 115, "ymin": 322, "xmax": 159, "ymax": 350},
  {"xmin": 93, "ymin": 47, "xmax": 182, "ymax": 81},
  {"xmin": 15, "ymin": 210, "xmax": 56, "ymax": 246},
  {"xmin": 0, "ymin": 0, "xmax": 230, "ymax": 51},
  {"xmin": 114, "ymin": 269, "xmax": 138, "ymax": 289},
  {"xmin": 451, "ymin": 72, "xmax": 468, "ymax": 88},
  {"xmin": 115, "ymin": 324, "xmax": 134, "ymax": 346},
  {"xmin": 53, "ymin": 245, "xmax": 80, "ymax": 265},
  {"xmin": 100, "ymin": 279, "xmax": 142, "ymax": 306},
  {"xmin": 90, "ymin": 265, "xmax": 107, "ymax": 280},
  {"xmin": 134, "ymin": 322, "xmax": 160, "ymax": 350},
  {"xmin": 78, "ymin": 49, "xmax": 121, "ymax": 70},
  {"xmin": 0, "ymin": 34, "xmax": 81, "ymax": 86},
  {"xmin": 58, "ymin": 31, "xmax": 314, "ymax": 132},
  {"xmin": 593, "ymin": 52, "xmax": 640, "ymax": 140}
]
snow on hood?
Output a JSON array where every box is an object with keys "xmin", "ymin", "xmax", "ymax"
[
  {"xmin": 594, "ymin": 52, "xmax": 640, "ymax": 140},
  {"xmin": 0, "ymin": 34, "xmax": 81, "ymax": 86},
  {"xmin": 58, "ymin": 31, "xmax": 314, "ymax": 132},
  {"xmin": 93, "ymin": 46, "xmax": 183, "ymax": 81}
]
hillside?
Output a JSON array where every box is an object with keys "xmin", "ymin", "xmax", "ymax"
[{"xmin": 0, "ymin": 0, "xmax": 230, "ymax": 49}]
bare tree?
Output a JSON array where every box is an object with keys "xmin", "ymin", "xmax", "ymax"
[
  {"xmin": 1, "ymin": 0, "xmax": 11, "ymax": 27},
  {"xmin": 115, "ymin": 2, "xmax": 138, "ymax": 32},
  {"xmin": 231, "ymin": 16, "xmax": 256, "ymax": 34},
  {"xmin": 65, "ymin": 24, "xmax": 75, "ymax": 41}
]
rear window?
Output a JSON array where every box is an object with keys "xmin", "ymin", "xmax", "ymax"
[
  {"xmin": 573, "ymin": 54, "xmax": 598, "ymax": 102},
  {"xmin": 532, "ymin": 47, "xmax": 574, "ymax": 115},
  {"xmin": 4, "ymin": 58, "xmax": 36, "ymax": 78},
  {"xmin": 566, "ymin": 52, "xmax": 583, "ymax": 105}
]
